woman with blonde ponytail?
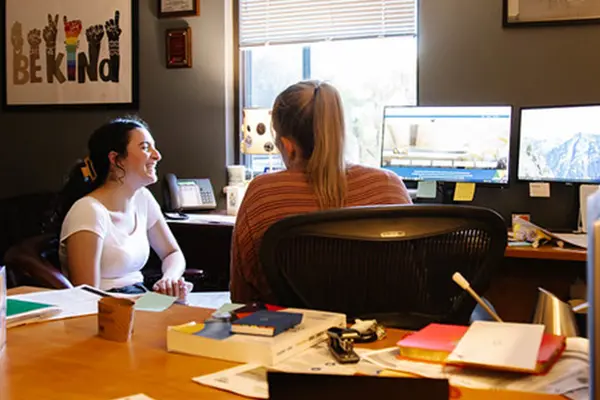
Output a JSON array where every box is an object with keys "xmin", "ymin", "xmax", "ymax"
[{"xmin": 230, "ymin": 80, "xmax": 412, "ymax": 303}]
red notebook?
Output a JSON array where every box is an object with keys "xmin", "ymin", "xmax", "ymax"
[{"xmin": 396, "ymin": 323, "xmax": 566, "ymax": 374}]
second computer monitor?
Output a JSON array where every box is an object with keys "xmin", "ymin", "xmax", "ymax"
[
  {"xmin": 518, "ymin": 104, "xmax": 600, "ymax": 184},
  {"xmin": 380, "ymin": 106, "xmax": 512, "ymax": 184}
]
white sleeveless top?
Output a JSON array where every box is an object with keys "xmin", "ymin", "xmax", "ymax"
[{"xmin": 59, "ymin": 188, "xmax": 162, "ymax": 290}]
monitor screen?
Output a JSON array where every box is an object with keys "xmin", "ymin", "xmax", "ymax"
[
  {"xmin": 518, "ymin": 104, "xmax": 600, "ymax": 183},
  {"xmin": 380, "ymin": 106, "xmax": 512, "ymax": 184}
]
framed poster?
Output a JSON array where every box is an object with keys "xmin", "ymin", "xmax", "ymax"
[
  {"xmin": 504, "ymin": 0, "xmax": 600, "ymax": 27},
  {"xmin": 2, "ymin": 0, "xmax": 139, "ymax": 110}
]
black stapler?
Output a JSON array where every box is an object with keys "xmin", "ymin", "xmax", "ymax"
[{"xmin": 326, "ymin": 327, "xmax": 361, "ymax": 364}]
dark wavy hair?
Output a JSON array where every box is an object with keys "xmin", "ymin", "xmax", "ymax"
[{"xmin": 44, "ymin": 116, "xmax": 149, "ymax": 234}]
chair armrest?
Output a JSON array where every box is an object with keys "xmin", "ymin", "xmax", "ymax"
[
  {"xmin": 4, "ymin": 236, "xmax": 73, "ymax": 290},
  {"xmin": 183, "ymin": 268, "xmax": 205, "ymax": 278}
]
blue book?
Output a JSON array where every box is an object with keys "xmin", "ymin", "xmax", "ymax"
[{"xmin": 231, "ymin": 310, "xmax": 303, "ymax": 337}]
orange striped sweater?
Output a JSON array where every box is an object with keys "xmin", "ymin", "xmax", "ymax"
[{"xmin": 230, "ymin": 164, "xmax": 413, "ymax": 303}]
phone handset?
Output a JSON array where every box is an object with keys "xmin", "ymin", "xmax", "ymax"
[
  {"xmin": 163, "ymin": 173, "xmax": 188, "ymax": 220},
  {"xmin": 162, "ymin": 173, "xmax": 218, "ymax": 220}
]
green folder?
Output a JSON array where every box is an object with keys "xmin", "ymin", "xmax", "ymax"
[{"xmin": 7, "ymin": 298, "xmax": 55, "ymax": 317}]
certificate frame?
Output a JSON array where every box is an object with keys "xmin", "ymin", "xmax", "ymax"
[
  {"xmin": 158, "ymin": 0, "xmax": 200, "ymax": 18},
  {"xmin": 503, "ymin": 0, "xmax": 600, "ymax": 27},
  {"xmin": 166, "ymin": 27, "xmax": 192, "ymax": 69}
]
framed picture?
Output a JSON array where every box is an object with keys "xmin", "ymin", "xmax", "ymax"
[
  {"xmin": 166, "ymin": 27, "xmax": 192, "ymax": 69},
  {"xmin": 158, "ymin": 0, "xmax": 200, "ymax": 18},
  {"xmin": 1, "ymin": 0, "xmax": 139, "ymax": 110},
  {"xmin": 504, "ymin": 0, "xmax": 600, "ymax": 27}
]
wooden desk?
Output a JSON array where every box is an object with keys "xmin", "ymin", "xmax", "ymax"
[
  {"xmin": 171, "ymin": 214, "xmax": 588, "ymax": 263},
  {"xmin": 1, "ymin": 287, "xmax": 406, "ymax": 400},
  {"xmin": 504, "ymin": 245, "xmax": 586, "ymax": 262}
]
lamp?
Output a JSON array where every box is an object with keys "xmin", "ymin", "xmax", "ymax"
[{"xmin": 241, "ymin": 108, "xmax": 279, "ymax": 172}]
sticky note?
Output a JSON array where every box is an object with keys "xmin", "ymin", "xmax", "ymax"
[
  {"xmin": 134, "ymin": 292, "xmax": 177, "ymax": 312},
  {"xmin": 417, "ymin": 181, "xmax": 437, "ymax": 198},
  {"xmin": 214, "ymin": 303, "xmax": 245, "ymax": 315},
  {"xmin": 529, "ymin": 182, "xmax": 550, "ymax": 198},
  {"xmin": 453, "ymin": 182, "xmax": 475, "ymax": 202}
]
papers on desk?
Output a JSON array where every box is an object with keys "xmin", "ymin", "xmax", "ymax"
[
  {"xmin": 193, "ymin": 337, "xmax": 589, "ymax": 399},
  {"xmin": 512, "ymin": 217, "xmax": 587, "ymax": 249},
  {"xmin": 360, "ymin": 337, "xmax": 589, "ymax": 398},
  {"xmin": 552, "ymin": 233, "xmax": 587, "ymax": 249},
  {"xmin": 170, "ymin": 213, "xmax": 236, "ymax": 225},
  {"xmin": 8, "ymin": 285, "xmax": 102, "ymax": 325},
  {"xmin": 193, "ymin": 342, "xmax": 370, "ymax": 399},
  {"xmin": 195, "ymin": 364, "xmax": 269, "ymax": 399},
  {"xmin": 6, "ymin": 299, "xmax": 61, "ymax": 328}
]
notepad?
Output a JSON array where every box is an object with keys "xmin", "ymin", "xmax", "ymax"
[
  {"xmin": 446, "ymin": 321, "xmax": 545, "ymax": 373},
  {"xmin": 134, "ymin": 292, "xmax": 177, "ymax": 312},
  {"xmin": 6, "ymin": 298, "xmax": 61, "ymax": 328},
  {"xmin": 7, "ymin": 298, "xmax": 55, "ymax": 316}
]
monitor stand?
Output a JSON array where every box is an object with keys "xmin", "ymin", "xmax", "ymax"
[{"xmin": 440, "ymin": 182, "xmax": 456, "ymax": 205}]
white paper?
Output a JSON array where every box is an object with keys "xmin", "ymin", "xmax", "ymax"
[
  {"xmin": 529, "ymin": 182, "xmax": 551, "ymax": 198},
  {"xmin": 446, "ymin": 321, "xmax": 545, "ymax": 372},
  {"xmin": 193, "ymin": 363, "xmax": 269, "ymax": 399},
  {"xmin": 552, "ymin": 233, "xmax": 587, "ymax": 249},
  {"xmin": 112, "ymin": 394, "xmax": 156, "ymax": 400},
  {"xmin": 360, "ymin": 347, "xmax": 454, "ymax": 379},
  {"xmin": 193, "ymin": 342, "xmax": 369, "ymax": 397},
  {"xmin": 8, "ymin": 285, "xmax": 102, "ymax": 321},
  {"xmin": 272, "ymin": 341, "xmax": 368, "ymax": 376},
  {"xmin": 170, "ymin": 213, "xmax": 236, "ymax": 225}
]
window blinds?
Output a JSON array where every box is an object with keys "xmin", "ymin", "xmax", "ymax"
[{"xmin": 239, "ymin": 0, "xmax": 417, "ymax": 47}]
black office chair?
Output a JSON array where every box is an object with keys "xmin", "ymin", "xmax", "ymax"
[{"xmin": 260, "ymin": 204, "xmax": 507, "ymax": 330}]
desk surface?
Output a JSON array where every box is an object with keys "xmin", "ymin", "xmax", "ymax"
[
  {"xmin": 504, "ymin": 245, "xmax": 586, "ymax": 262},
  {"xmin": 171, "ymin": 215, "xmax": 587, "ymax": 263},
  {"xmin": 1, "ymin": 287, "xmax": 404, "ymax": 400}
]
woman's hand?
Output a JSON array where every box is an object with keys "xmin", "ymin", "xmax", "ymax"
[
  {"xmin": 153, "ymin": 276, "xmax": 185, "ymax": 297},
  {"xmin": 153, "ymin": 277, "xmax": 193, "ymax": 301}
]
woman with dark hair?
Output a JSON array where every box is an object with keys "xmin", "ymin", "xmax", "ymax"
[{"xmin": 55, "ymin": 116, "xmax": 190, "ymax": 299}]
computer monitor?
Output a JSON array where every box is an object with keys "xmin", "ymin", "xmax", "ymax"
[
  {"xmin": 518, "ymin": 104, "xmax": 600, "ymax": 184},
  {"xmin": 380, "ymin": 106, "xmax": 512, "ymax": 184}
]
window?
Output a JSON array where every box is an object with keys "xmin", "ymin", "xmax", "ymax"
[{"xmin": 238, "ymin": 0, "xmax": 417, "ymax": 173}]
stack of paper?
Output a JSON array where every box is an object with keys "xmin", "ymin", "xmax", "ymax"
[
  {"xmin": 7, "ymin": 298, "xmax": 61, "ymax": 328},
  {"xmin": 7, "ymin": 285, "xmax": 104, "ymax": 325}
]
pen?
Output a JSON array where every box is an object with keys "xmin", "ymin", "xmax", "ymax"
[{"xmin": 81, "ymin": 285, "xmax": 115, "ymax": 298}]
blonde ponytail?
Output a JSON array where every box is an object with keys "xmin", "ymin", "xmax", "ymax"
[
  {"xmin": 306, "ymin": 83, "xmax": 346, "ymax": 209},
  {"xmin": 272, "ymin": 80, "xmax": 347, "ymax": 209}
]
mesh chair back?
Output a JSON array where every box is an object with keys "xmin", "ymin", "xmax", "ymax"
[{"xmin": 260, "ymin": 204, "xmax": 507, "ymax": 328}]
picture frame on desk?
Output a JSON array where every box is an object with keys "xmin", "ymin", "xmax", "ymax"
[
  {"xmin": 503, "ymin": 0, "xmax": 600, "ymax": 27},
  {"xmin": 158, "ymin": 0, "xmax": 200, "ymax": 18},
  {"xmin": 165, "ymin": 27, "xmax": 192, "ymax": 69},
  {"xmin": 1, "ymin": 0, "xmax": 139, "ymax": 110}
]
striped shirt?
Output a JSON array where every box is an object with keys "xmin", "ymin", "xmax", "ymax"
[{"xmin": 230, "ymin": 164, "xmax": 413, "ymax": 303}]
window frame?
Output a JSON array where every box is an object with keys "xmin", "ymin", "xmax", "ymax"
[{"xmin": 233, "ymin": 0, "xmax": 421, "ymax": 171}]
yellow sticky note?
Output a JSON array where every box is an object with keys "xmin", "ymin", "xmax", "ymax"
[{"xmin": 454, "ymin": 182, "xmax": 475, "ymax": 202}]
